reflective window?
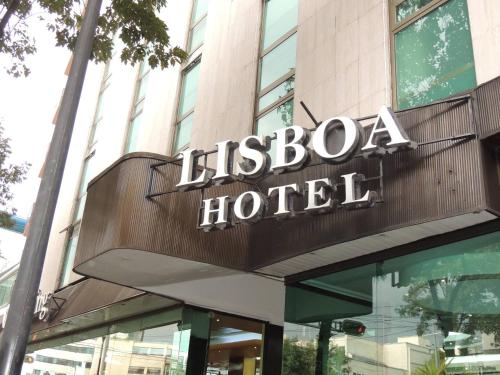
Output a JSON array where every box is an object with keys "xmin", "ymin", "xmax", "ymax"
[
  {"xmin": 59, "ymin": 224, "xmax": 80, "ymax": 287},
  {"xmin": 284, "ymin": 231, "xmax": 500, "ymax": 374},
  {"xmin": 394, "ymin": 0, "xmax": 476, "ymax": 109},
  {"xmin": 125, "ymin": 61, "xmax": 150, "ymax": 153},
  {"xmin": 396, "ymin": 0, "xmax": 434, "ymax": 22},
  {"xmin": 260, "ymin": 34, "xmax": 297, "ymax": 91},
  {"xmin": 188, "ymin": 0, "xmax": 210, "ymax": 54},
  {"xmin": 174, "ymin": 59, "xmax": 201, "ymax": 153},
  {"xmin": 0, "ymin": 272, "xmax": 16, "ymax": 307},
  {"xmin": 174, "ymin": 113, "xmax": 194, "ymax": 153},
  {"xmin": 255, "ymin": 0, "xmax": 298, "ymax": 154},
  {"xmin": 206, "ymin": 313, "xmax": 263, "ymax": 375},
  {"xmin": 262, "ymin": 0, "xmax": 298, "ymax": 50},
  {"xmin": 23, "ymin": 311, "xmax": 191, "ymax": 375},
  {"xmin": 178, "ymin": 61, "xmax": 201, "ymax": 118}
]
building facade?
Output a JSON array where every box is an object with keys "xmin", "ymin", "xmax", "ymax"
[{"xmin": 14, "ymin": 0, "xmax": 500, "ymax": 374}]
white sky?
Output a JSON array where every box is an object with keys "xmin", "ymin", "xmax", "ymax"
[{"xmin": 0, "ymin": 19, "xmax": 70, "ymax": 219}]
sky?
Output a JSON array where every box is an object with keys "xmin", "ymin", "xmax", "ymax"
[{"xmin": 0, "ymin": 18, "xmax": 70, "ymax": 220}]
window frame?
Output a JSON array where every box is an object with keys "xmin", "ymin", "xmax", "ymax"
[
  {"xmin": 389, "ymin": 0, "xmax": 459, "ymax": 109},
  {"xmin": 171, "ymin": 56, "xmax": 202, "ymax": 155},
  {"xmin": 124, "ymin": 61, "xmax": 150, "ymax": 154},
  {"xmin": 187, "ymin": 0, "xmax": 209, "ymax": 56},
  {"xmin": 253, "ymin": 0, "xmax": 298, "ymax": 135}
]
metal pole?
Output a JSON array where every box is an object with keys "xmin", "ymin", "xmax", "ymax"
[{"xmin": 0, "ymin": 0, "xmax": 102, "ymax": 371}]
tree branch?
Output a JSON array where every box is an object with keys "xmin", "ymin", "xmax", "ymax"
[{"xmin": 0, "ymin": 0, "xmax": 21, "ymax": 37}]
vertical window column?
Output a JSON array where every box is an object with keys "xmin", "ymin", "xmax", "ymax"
[
  {"xmin": 173, "ymin": 58, "xmax": 201, "ymax": 154},
  {"xmin": 255, "ymin": 0, "xmax": 299, "ymax": 156},
  {"xmin": 59, "ymin": 62, "xmax": 112, "ymax": 287},
  {"xmin": 125, "ymin": 61, "xmax": 150, "ymax": 153},
  {"xmin": 187, "ymin": 0, "xmax": 210, "ymax": 55}
]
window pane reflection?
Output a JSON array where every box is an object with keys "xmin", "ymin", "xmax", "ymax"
[
  {"xmin": 395, "ymin": 0, "xmax": 476, "ymax": 109},
  {"xmin": 259, "ymin": 34, "xmax": 296, "ymax": 91},
  {"xmin": 262, "ymin": 0, "xmax": 298, "ymax": 50},
  {"xmin": 284, "ymin": 231, "xmax": 500, "ymax": 375},
  {"xmin": 23, "ymin": 319, "xmax": 189, "ymax": 375}
]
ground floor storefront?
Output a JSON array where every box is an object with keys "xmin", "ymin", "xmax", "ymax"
[{"xmin": 23, "ymin": 227, "xmax": 500, "ymax": 375}]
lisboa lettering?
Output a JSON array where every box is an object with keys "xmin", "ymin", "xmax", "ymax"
[{"xmin": 175, "ymin": 106, "xmax": 416, "ymax": 231}]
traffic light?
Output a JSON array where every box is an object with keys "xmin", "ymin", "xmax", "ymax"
[{"xmin": 342, "ymin": 319, "xmax": 366, "ymax": 336}]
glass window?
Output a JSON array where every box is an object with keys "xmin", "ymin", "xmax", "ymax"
[
  {"xmin": 205, "ymin": 313, "xmax": 264, "ymax": 375},
  {"xmin": 256, "ymin": 99, "xmax": 294, "ymax": 137},
  {"xmin": 262, "ymin": 0, "xmax": 299, "ymax": 50},
  {"xmin": 188, "ymin": 16, "xmax": 207, "ymax": 54},
  {"xmin": 256, "ymin": 99, "xmax": 294, "ymax": 162},
  {"xmin": 396, "ymin": 0, "xmax": 434, "ymax": 23},
  {"xmin": 260, "ymin": 33, "xmax": 297, "ymax": 90},
  {"xmin": 125, "ymin": 61, "xmax": 149, "ymax": 154},
  {"xmin": 192, "ymin": 0, "xmax": 209, "ymax": 24},
  {"xmin": 394, "ymin": 0, "xmax": 476, "ymax": 109},
  {"xmin": 174, "ymin": 113, "xmax": 194, "ymax": 153},
  {"xmin": 0, "ymin": 272, "xmax": 17, "ymax": 307},
  {"xmin": 59, "ymin": 225, "xmax": 80, "ymax": 287},
  {"xmin": 125, "ymin": 113, "xmax": 143, "ymax": 154},
  {"xmin": 258, "ymin": 76, "xmax": 295, "ymax": 112},
  {"xmin": 23, "ymin": 311, "xmax": 190, "ymax": 375},
  {"xmin": 284, "ymin": 231, "xmax": 500, "ymax": 375},
  {"xmin": 178, "ymin": 61, "xmax": 201, "ymax": 118}
]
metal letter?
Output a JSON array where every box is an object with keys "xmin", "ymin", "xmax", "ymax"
[
  {"xmin": 200, "ymin": 196, "xmax": 230, "ymax": 231},
  {"xmin": 361, "ymin": 106, "xmax": 416, "ymax": 155},
  {"xmin": 233, "ymin": 191, "xmax": 266, "ymax": 224},
  {"xmin": 341, "ymin": 173, "xmax": 376, "ymax": 208},
  {"xmin": 312, "ymin": 117, "xmax": 362, "ymax": 163},
  {"xmin": 271, "ymin": 126, "xmax": 311, "ymax": 174},
  {"xmin": 212, "ymin": 140, "xmax": 239, "ymax": 185},
  {"xmin": 268, "ymin": 183, "xmax": 300, "ymax": 218},
  {"xmin": 236, "ymin": 135, "xmax": 270, "ymax": 179},
  {"xmin": 176, "ymin": 149, "xmax": 210, "ymax": 191},
  {"xmin": 305, "ymin": 178, "xmax": 334, "ymax": 213}
]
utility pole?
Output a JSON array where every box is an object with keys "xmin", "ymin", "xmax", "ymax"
[{"xmin": 0, "ymin": 0, "xmax": 102, "ymax": 372}]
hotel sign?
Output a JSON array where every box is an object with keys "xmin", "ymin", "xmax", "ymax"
[{"xmin": 175, "ymin": 106, "xmax": 416, "ymax": 231}]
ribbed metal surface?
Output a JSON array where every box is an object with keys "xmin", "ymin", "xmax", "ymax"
[
  {"xmin": 247, "ymin": 99, "xmax": 486, "ymax": 269},
  {"xmin": 75, "ymin": 154, "xmax": 252, "ymax": 271},
  {"xmin": 75, "ymin": 77, "xmax": 500, "ymax": 276},
  {"xmin": 476, "ymin": 75, "xmax": 500, "ymax": 139}
]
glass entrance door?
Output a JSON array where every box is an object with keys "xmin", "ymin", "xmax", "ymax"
[{"xmin": 205, "ymin": 313, "xmax": 264, "ymax": 375}]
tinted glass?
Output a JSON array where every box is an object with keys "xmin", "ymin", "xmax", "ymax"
[
  {"xmin": 396, "ymin": 0, "xmax": 434, "ymax": 22},
  {"xmin": 78, "ymin": 155, "xmax": 95, "ymax": 197},
  {"xmin": 395, "ymin": 0, "xmax": 476, "ymax": 109},
  {"xmin": 0, "ymin": 272, "xmax": 16, "ymax": 307},
  {"xmin": 178, "ymin": 61, "xmax": 201, "ymax": 118},
  {"xmin": 256, "ymin": 99, "xmax": 293, "ymax": 161},
  {"xmin": 60, "ymin": 226, "xmax": 80, "ymax": 287},
  {"xmin": 125, "ymin": 113, "xmax": 143, "ymax": 153},
  {"xmin": 192, "ymin": 0, "xmax": 209, "ymax": 24},
  {"xmin": 260, "ymin": 33, "xmax": 297, "ymax": 90},
  {"xmin": 174, "ymin": 113, "xmax": 194, "ymax": 153},
  {"xmin": 258, "ymin": 76, "xmax": 295, "ymax": 112},
  {"xmin": 284, "ymin": 231, "xmax": 500, "ymax": 375},
  {"xmin": 188, "ymin": 16, "xmax": 207, "ymax": 53},
  {"xmin": 75, "ymin": 194, "xmax": 87, "ymax": 221},
  {"xmin": 205, "ymin": 313, "xmax": 263, "ymax": 375},
  {"xmin": 23, "ymin": 312, "xmax": 189, "ymax": 375},
  {"xmin": 262, "ymin": 0, "xmax": 299, "ymax": 50}
]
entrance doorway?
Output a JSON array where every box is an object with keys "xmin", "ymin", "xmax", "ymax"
[{"xmin": 205, "ymin": 314, "xmax": 264, "ymax": 375}]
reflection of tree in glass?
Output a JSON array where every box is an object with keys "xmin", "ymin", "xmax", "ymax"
[
  {"xmin": 282, "ymin": 335, "xmax": 349, "ymax": 375},
  {"xmin": 397, "ymin": 0, "xmax": 473, "ymax": 109},
  {"xmin": 282, "ymin": 338, "xmax": 316, "ymax": 375},
  {"xmin": 398, "ymin": 276, "xmax": 500, "ymax": 355},
  {"xmin": 275, "ymin": 77, "xmax": 295, "ymax": 128}
]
